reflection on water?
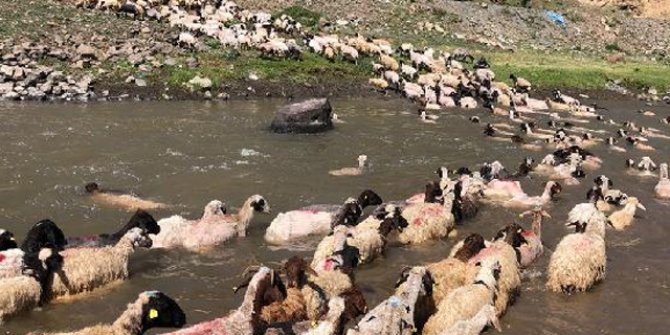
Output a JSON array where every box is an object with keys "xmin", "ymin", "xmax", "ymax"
[{"xmin": 0, "ymin": 98, "xmax": 669, "ymax": 334}]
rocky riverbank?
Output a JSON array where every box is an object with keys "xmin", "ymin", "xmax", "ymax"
[{"xmin": 0, "ymin": 0, "xmax": 669, "ymax": 102}]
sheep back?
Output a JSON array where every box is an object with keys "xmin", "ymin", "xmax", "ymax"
[
  {"xmin": 547, "ymin": 233, "xmax": 606, "ymax": 293},
  {"xmin": 399, "ymin": 204, "xmax": 454, "ymax": 244},
  {"xmin": 49, "ymin": 241, "xmax": 134, "ymax": 298},
  {"xmin": 426, "ymin": 258, "xmax": 469, "ymax": 305},
  {"xmin": 466, "ymin": 241, "xmax": 520, "ymax": 316},
  {"xmin": 0, "ymin": 276, "xmax": 41, "ymax": 324},
  {"xmin": 260, "ymin": 287, "xmax": 308, "ymax": 325},
  {"xmin": 348, "ymin": 229, "xmax": 384, "ymax": 265},
  {"xmin": 422, "ymin": 284, "xmax": 493, "ymax": 335}
]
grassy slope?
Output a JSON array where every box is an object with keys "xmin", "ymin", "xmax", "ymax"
[{"xmin": 2, "ymin": 0, "xmax": 669, "ymax": 92}]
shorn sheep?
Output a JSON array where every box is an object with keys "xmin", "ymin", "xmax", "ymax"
[
  {"xmin": 47, "ymin": 228, "xmax": 152, "ymax": 300},
  {"xmin": 423, "ymin": 260, "xmax": 501, "ymax": 335},
  {"xmin": 399, "ymin": 182, "xmax": 455, "ymax": 244},
  {"xmin": 426, "ymin": 233, "xmax": 487, "ymax": 306},
  {"xmin": 152, "ymin": 195, "xmax": 269, "ymax": 250},
  {"xmin": 347, "ymin": 266, "xmax": 435, "ymax": 335},
  {"xmin": 164, "ymin": 267, "xmax": 276, "ymax": 334},
  {"xmin": 516, "ymin": 207, "xmax": 551, "ymax": 267},
  {"xmin": 547, "ymin": 204, "xmax": 607, "ymax": 294},
  {"xmin": 264, "ymin": 190, "xmax": 382, "ymax": 245},
  {"xmin": 29, "ymin": 291, "xmax": 186, "ymax": 334},
  {"xmin": 67, "ymin": 209, "xmax": 160, "ymax": 248}
]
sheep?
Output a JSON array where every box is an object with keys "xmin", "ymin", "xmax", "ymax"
[
  {"xmin": 85, "ymin": 182, "xmax": 169, "ymax": 212},
  {"xmin": 347, "ymin": 266, "xmax": 435, "ymax": 335},
  {"xmin": 568, "ymin": 202, "xmax": 607, "ymax": 238},
  {"xmin": 516, "ymin": 207, "xmax": 551, "ymax": 267},
  {"xmin": 426, "ymin": 233, "xmax": 486, "ymax": 305},
  {"xmin": 152, "ymin": 195, "xmax": 269, "ymax": 250},
  {"xmin": 0, "ymin": 248, "xmax": 62, "ymax": 324},
  {"xmin": 0, "ymin": 229, "xmax": 17, "ymax": 251},
  {"xmin": 608, "ymin": 197, "xmax": 646, "ymax": 230},
  {"xmin": 398, "ymin": 183, "xmax": 455, "ymax": 244},
  {"xmin": 485, "ymin": 179, "xmax": 560, "ymax": 210},
  {"xmin": 380, "ymin": 54, "xmax": 399, "ymax": 71},
  {"xmin": 166, "ymin": 267, "xmax": 276, "ymax": 334},
  {"xmin": 462, "ymin": 230, "xmax": 521, "ymax": 316},
  {"xmin": 301, "ymin": 297, "xmax": 346, "ymax": 335},
  {"xmin": 340, "ymin": 45, "xmax": 359, "ymax": 64},
  {"xmin": 30, "ymin": 291, "xmax": 186, "ymax": 334},
  {"xmin": 313, "ymin": 205, "xmax": 408, "ymax": 268},
  {"xmin": 439, "ymin": 304, "xmax": 500, "ymax": 335},
  {"xmin": 47, "ymin": 228, "xmax": 152, "ymax": 300},
  {"xmin": 509, "ymin": 74, "xmax": 531, "ymax": 93},
  {"xmin": 67, "ymin": 209, "xmax": 160, "ymax": 248},
  {"xmin": 655, "ymin": 163, "xmax": 670, "ymax": 198},
  {"xmin": 2, "ymin": 220, "xmax": 67, "ymax": 279},
  {"xmin": 329, "ymin": 155, "xmax": 368, "ymax": 176},
  {"xmin": 260, "ymin": 257, "xmax": 317, "ymax": 325},
  {"xmin": 423, "ymin": 260, "xmax": 501, "ymax": 335},
  {"xmin": 265, "ymin": 190, "xmax": 382, "ymax": 245},
  {"xmin": 547, "ymin": 218, "xmax": 606, "ymax": 294},
  {"xmin": 369, "ymin": 78, "xmax": 389, "ymax": 90}
]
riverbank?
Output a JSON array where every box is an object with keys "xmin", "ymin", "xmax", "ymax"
[{"xmin": 1, "ymin": 0, "xmax": 669, "ymax": 102}]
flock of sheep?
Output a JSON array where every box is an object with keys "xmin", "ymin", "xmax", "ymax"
[{"xmin": 2, "ymin": 0, "xmax": 670, "ymax": 334}]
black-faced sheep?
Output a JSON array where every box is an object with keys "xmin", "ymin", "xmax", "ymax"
[
  {"xmin": 0, "ymin": 229, "xmax": 17, "ymax": 251},
  {"xmin": 67, "ymin": 209, "xmax": 160, "ymax": 248},
  {"xmin": 29, "ymin": 291, "xmax": 186, "ymax": 334}
]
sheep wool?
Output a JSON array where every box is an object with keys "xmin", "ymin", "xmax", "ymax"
[
  {"xmin": 608, "ymin": 197, "xmax": 645, "ymax": 231},
  {"xmin": 464, "ymin": 240, "xmax": 520, "ymax": 316},
  {"xmin": 260, "ymin": 287, "xmax": 308, "ymax": 325},
  {"xmin": 438, "ymin": 304, "xmax": 500, "ymax": 335},
  {"xmin": 399, "ymin": 203, "xmax": 454, "ymax": 244},
  {"xmin": 423, "ymin": 262, "xmax": 498, "ymax": 335},
  {"xmin": 48, "ymin": 228, "xmax": 150, "ymax": 299},
  {"xmin": 348, "ymin": 267, "xmax": 431, "ymax": 335},
  {"xmin": 0, "ymin": 249, "xmax": 26, "ymax": 279},
  {"xmin": 547, "ymin": 230, "xmax": 606, "ymax": 294},
  {"xmin": 311, "ymin": 225, "xmax": 351, "ymax": 269},
  {"xmin": 0, "ymin": 276, "xmax": 41, "ymax": 324},
  {"xmin": 302, "ymin": 297, "xmax": 346, "ymax": 335},
  {"xmin": 426, "ymin": 258, "xmax": 469, "ymax": 306}
]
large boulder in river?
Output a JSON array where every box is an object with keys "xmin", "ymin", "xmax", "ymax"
[{"xmin": 270, "ymin": 98, "xmax": 333, "ymax": 133}]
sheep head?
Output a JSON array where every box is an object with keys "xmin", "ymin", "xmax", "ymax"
[
  {"xmin": 282, "ymin": 256, "xmax": 317, "ymax": 288},
  {"xmin": 453, "ymin": 233, "xmax": 486, "ymax": 262},
  {"xmin": 139, "ymin": 291, "xmax": 187, "ymax": 332},
  {"xmin": 0, "ymin": 229, "xmax": 18, "ymax": 251},
  {"xmin": 493, "ymin": 223, "xmax": 526, "ymax": 249},
  {"xmin": 423, "ymin": 181, "xmax": 443, "ymax": 204},
  {"xmin": 20, "ymin": 219, "xmax": 67, "ymax": 254},
  {"xmin": 357, "ymin": 189, "xmax": 383, "ymax": 208}
]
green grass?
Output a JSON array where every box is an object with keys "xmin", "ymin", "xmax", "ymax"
[
  {"xmin": 275, "ymin": 5, "xmax": 322, "ymax": 30},
  {"xmin": 157, "ymin": 51, "xmax": 372, "ymax": 89},
  {"xmin": 485, "ymin": 49, "xmax": 670, "ymax": 89}
]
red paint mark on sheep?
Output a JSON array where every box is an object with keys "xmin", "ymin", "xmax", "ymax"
[{"xmin": 0, "ymin": 254, "xmax": 5, "ymax": 262}]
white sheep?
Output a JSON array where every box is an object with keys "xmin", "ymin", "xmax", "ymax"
[
  {"xmin": 438, "ymin": 303, "xmax": 500, "ymax": 335},
  {"xmin": 0, "ymin": 276, "xmax": 42, "ymax": 324},
  {"xmin": 47, "ymin": 228, "xmax": 152, "ymax": 299},
  {"xmin": 423, "ymin": 260, "xmax": 500, "ymax": 335},
  {"xmin": 655, "ymin": 163, "xmax": 670, "ymax": 198},
  {"xmin": 547, "ymin": 217, "xmax": 606, "ymax": 294},
  {"xmin": 178, "ymin": 32, "xmax": 197, "ymax": 49},
  {"xmin": 152, "ymin": 195, "xmax": 269, "ymax": 250},
  {"xmin": 30, "ymin": 291, "xmax": 186, "ymax": 334},
  {"xmin": 608, "ymin": 197, "xmax": 645, "ymax": 231},
  {"xmin": 339, "ymin": 45, "xmax": 359, "ymax": 64},
  {"xmin": 347, "ymin": 267, "xmax": 434, "ymax": 335}
]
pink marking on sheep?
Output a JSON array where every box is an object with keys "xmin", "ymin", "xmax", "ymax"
[{"xmin": 0, "ymin": 254, "xmax": 5, "ymax": 262}]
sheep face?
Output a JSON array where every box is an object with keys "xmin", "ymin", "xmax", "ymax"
[
  {"xmin": 0, "ymin": 229, "xmax": 17, "ymax": 251},
  {"xmin": 424, "ymin": 181, "xmax": 443, "ymax": 204},
  {"xmin": 549, "ymin": 182, "xmax": 563, "ymax": 199},
  {"xmin": 282, "ymin": 256, "xmax": 316, "ymax": 288},
  {"xmin": 453, "ymin": 233, "xmax": 486, "ymax": 262},
  {"xmin": 357, "ymin": 190, "xmax": 383, "ymax": 208},
  {"xmin": 203, "ymin": 200, "xmax": 227, "ymax": 217},
  {"xmin": 140, "ymin": 291, "xmax": 187, "ymax": 332},
  {"xmin": 493, "ymin": 223, "xmax": 526, "ymax": 249},
  {"xmin": 250, "ymin": 196, "xmax": 271, "ymax": 213},
  {"xmin": 377, "ymin": 206, "xmax": 409, "ymax": 236},
  {"xmin": 594, "ymin": 175, "xmax": 613, "ymax": 188},
  {"xmin": 128, "ymin": 209, "xmax": 161, "ymax": 235},
  {"xmin": 85, "ymin": 182, "xmax": 99, "ymax": 193},
  {"xmin": 395, "ymin": 266, "xmax": 434, "ymax": 297},
  {"xmin": 20, "ymin": 219, "xmax": 67, "ymax": 254}
]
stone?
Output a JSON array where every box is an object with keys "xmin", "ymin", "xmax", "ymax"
[
  {"xmin": 76, "ymin": 44, "xmax": 98, "ymax": 59},
  {"xmin": 0, "ymin": 82, "xmax": 14, "ymax": 94},
  {"xmin": 135, "ymin": 78, "xmax": 147, "ymax": 87},
  {"xmin": 270, "ymin": 98, "xmax": 334, "ymax": 134},
  {"xmin": 188, "ymin": 75, "xmax": 212, "ymax": 90},
  {"xmin": 164, "ymin": 57, "xmax": 177, "ymax": 66},
  {"xmin": 128, "ymin": 53, "xmax": 144, "ymax": 65},
  {"xmin": 3, "ymin": 91, "xmax": 19, "ymax": 100}
]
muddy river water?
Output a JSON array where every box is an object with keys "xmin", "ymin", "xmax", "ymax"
[{"xmin": 0, "ymin": 97, "xmax": 669, "ymax": 334}]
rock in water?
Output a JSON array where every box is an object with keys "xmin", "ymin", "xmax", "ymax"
[{"xmin": 270, "ymin": 98, "xmax": 334, "ymax": 133}]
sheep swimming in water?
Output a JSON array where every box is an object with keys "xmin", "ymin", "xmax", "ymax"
[
  {"xmin": 85, "ymin": 182, "xmax": 169, "ymax": 211},
  {"xmin": 655, "ymin": 163, "xmax": 670, "ymax": 199},
  {"xmin": 329, "ymin": 155, "xmax": 369, "ymax": 176}
]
